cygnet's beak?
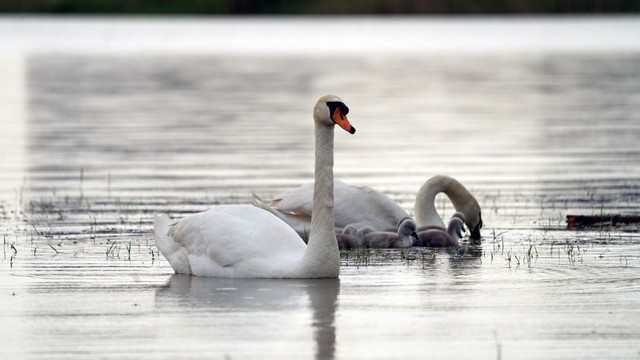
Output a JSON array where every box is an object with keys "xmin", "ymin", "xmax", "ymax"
[
  {"xmin": 456, "ymin": 229, "xmax": 463, "ymax": 238},
  {"xmin": 331, "ymin": 107, "xmax": 356, "ymax": 134},
  {"xmin": 411, "ymin": 232, "xmax": 419, "ymax": 241}
]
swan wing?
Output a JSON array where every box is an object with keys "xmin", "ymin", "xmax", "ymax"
[
  {"xmin": 268, "ymin": 180, "xmax": 343, "ymax": 215},
  {"xmin": 333, "ymin": 183, "xmax": 409, "ymax": 231},
  {"xmin": 165, "ymin": 205, "xmax": 306, "ymax": 277},
  {"xmin": 263, "ymin": 179, "xmax": 408, "ymax": 232}
]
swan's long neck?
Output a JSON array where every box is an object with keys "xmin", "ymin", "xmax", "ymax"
[
  {"xmin": 301, "ymin": 122, "xmax": 340, "ymax": 278},
  {"xmin": 414, "ymin": 177, "xmax": 447, "ymax": 228},
  {"xmin": 414, "ymin": 175, "xmax": 477, "ymax": 230}
]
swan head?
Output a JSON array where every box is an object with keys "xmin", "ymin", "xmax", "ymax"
[
  {"xmin": 314, "ymin": 95, "xmax": 356, "ymax": 134},
  {"xmin": 447, "ymin": 217, "xmax": 465, "ymax": 241},
  {"xmin": 469, "ymin": 211, "xmax": 482, "ymax": 241},
  {"xmin": 398, "ymin": 218, "xmax": 419, "ymax": 247},
  {"xmin": 441, "ymin": 177, "xmax": 482, "ymax": 241},
  {"xmin": 451, "ymin": 196, "xmax": 480, "ymax": 240}
]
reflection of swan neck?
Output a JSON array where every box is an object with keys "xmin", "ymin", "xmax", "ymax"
[
  {"xmin": 308, "ymin": 279, "xmax": 340, "ymax": 360},
  {"xmin": 303, "ymin": 121, "xmax": 339, "ymax": 277}
]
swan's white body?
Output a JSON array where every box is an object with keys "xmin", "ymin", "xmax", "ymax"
[
  {"xmin": 154, "ymin": 95, "xmax": 355, "ymax": 278},
  {"xmin": 154, "ymin": 206, "xmax": 307, "ymax": 277},
  {"xmin": 254, "ymin": 175, "xmax": 482, "ymax": 239}
]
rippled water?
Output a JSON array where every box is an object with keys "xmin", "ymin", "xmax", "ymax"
[{"xmin": 1, "ymin": 16, "xmax": 640, "ymax": 359}]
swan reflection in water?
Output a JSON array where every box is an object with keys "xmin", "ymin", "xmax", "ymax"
[{"xmin": 155, "ymin": 275, "xmax": 340, "ymax": 360}]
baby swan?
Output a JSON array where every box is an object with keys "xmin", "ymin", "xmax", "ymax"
[
  {"xmin": 355, "ymin": 226, "xmax": 375, "ymax": 241},
  {"xmin": 415, "ymin": 216, "xmax": 464, "ymax": 248},
  {"xmin": 360, "ymin": 218, "xmax": 418, "ymax": 248},
  {"xmin": 336, "ymin": 224, "xmax": 359, "ymax": 250},
  {"xmin": 416, "ymin": 211, "xmax": 466, "ymax": 232}
]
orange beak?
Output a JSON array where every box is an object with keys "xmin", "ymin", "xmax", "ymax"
[{"xmin": 331, "ymin": 107, "xmax": 356, "ymax": 134}]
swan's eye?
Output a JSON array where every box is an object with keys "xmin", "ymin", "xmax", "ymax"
[{"xmin": 326, "ymin": 101, "xmax": 349, "ymax": 117}]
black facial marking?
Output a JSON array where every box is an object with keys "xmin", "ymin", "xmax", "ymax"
[
  {"xmin": 326, "ymin": 101, "xmax": 349, "ymax": 119},
  {"xmin": 470, "ymin": 211, "xmax": 482, "ymax": 240}
]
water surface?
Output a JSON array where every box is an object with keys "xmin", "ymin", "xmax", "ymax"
[{"xmin": 1, "ymin": 16, "xmax": 640, "ymax": 359}]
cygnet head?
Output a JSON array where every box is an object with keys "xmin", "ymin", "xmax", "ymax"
[
  {"xmin": 356, "ymin": 226, "xmax": 375, "ymax": 240},
  {"xmin": 450, "ymin": 212, "xmax": 467, "ymax": 233},
  {"xmin": 398, "ymin": 218, "xmax": 419, "ymax": 247},
  {"xmin": 447, "ymin": 217, "xmax": 465, "ymax": 241},
  {"xmin": 455, "ymin": 200, "xmax": 481, "ymax": 241},
  {"xmin": 314, "ymin": 95, "xmax": 356, "ymax": 134},
  {"xmin": 342, "ymin": 224, "xmax": 359, "ymax": 237},
  {"xmin": 452, "ymin": 212, "xmax": 466, "ymax": 224}
]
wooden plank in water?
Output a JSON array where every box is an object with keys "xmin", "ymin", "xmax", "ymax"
[{"xmin": 566, "ymin": 214, "xmax": 640, "ymax": 229}]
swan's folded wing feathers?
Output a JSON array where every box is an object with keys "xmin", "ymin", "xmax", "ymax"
[
  {"xmin": 263, "ymin": 179, "xmax": 409, "ymax": 232},
  {"xmin": 171, "ymin": 206, "xmax": 306, "ymax": 273},
  {"xmin": 270, "ymin": 179, "xmax": 349, "ymax": 214},
  {"xmin": 332, "ymin": 184, "xmax": 409, "ymax": 230},
  {"xmin": 269, "ymin": 181, "xmax": 315, "ymax": 215},
  {"xmin": 198, "ymin": 210, "xmax": 266, "ymax": 267}
]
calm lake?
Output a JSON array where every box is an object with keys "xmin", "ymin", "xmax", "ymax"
[{"xmin": 1, "ymin": 16, "xmax": 640, "ymax": 359}]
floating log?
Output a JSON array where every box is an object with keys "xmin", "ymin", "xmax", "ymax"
[{"xmin": 566, "ymin": 214, "xmax": 640, "ymax": 229}]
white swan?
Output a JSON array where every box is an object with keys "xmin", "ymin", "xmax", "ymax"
[
  {"xmin": 153, "ymin": 95, "xmax": 356, "ymax": 278},
  {"xmin": 414, "ymin": 176, "xmax": 481, "ymax": 239},
  {"xmin": 254, "ymin": 175, "xmax": 482, "ymax": 240},
  {"xmin": 359, "ymin": 218, "xmax": 418, "ymax": 249},
  {"xmin": 414, "ymin": 216, "xmax": 464, "ymax": 248}
]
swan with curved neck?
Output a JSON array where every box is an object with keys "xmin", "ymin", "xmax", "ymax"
[
  {"xmin": 153, "ymin": 95, "xmax": 355, "ymax": 278},
  {"xmin": 254, "ymin": 175, "xmax": 482, "ymax": 240},
  {"xmin": 414, "ymin": 175, "xmax": 481, "ymax": 239}
]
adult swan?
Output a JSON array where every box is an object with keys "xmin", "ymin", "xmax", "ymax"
[
  {"xmin": 254, "ymin": 175, "xmax": 483, "ymax": 240},
  {"xmin": 153, "ymin": 95, "xmax": 356, "ymax": 278}
]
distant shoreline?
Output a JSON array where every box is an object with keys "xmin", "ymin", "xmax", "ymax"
[{"xmin": 1, "ymin": 0, "xmax": 639, "ymax": 15}]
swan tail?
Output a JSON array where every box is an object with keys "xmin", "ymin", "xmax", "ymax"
[
  {"xmin": 252, "ymin": 192, "xmax": 310, "ymax": 236},
  {"xmin": 252, "ymin": 192, "xmax": 275, "ymax": 213},
  {"xmin": 153, "ymin": 214, "xmax": 192, "ymax": 275}
]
